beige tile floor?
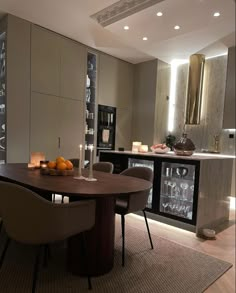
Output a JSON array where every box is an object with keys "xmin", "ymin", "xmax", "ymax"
[{"xmin": 126, "ymin": 197, "xmax": 235, "ymax": 293}]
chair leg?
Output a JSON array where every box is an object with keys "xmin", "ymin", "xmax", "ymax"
[
  {"xmin": 0, "ymin": 220, "xmax": 2, "ymax": 234},
  {"xmin": 43, "ymin": 244, "xmax": 50, "ymax": 268},
  {"xmin": 121, "ymin": 214, "xmax": 125, "ymax": 267},
  {"xmin": 82, "ymin": 233, "xmax": 92, "ymax": 290},
  {"xmin": 143, "ymin": 210, "xmax": 153, "ymax": 249},
  {"xmin": 0, "ymin": 237, "xmax": 10, "ymax": 269},
  {"xmin": 32, "ymin": 245, "xmax": 42, "ymax": 293}
]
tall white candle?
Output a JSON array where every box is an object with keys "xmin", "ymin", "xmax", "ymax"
[
  {"xmin": 78, "ymin": 144, "xmax": 83, "ymax": 176},
  {"xmin": 89, "ymin": 145, "xmax": 93, "ymax": 178}
]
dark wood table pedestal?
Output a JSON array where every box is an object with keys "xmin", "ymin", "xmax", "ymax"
[{"xmin": 67, "ymin": 197, "xmax": 116, "ymax": 276}]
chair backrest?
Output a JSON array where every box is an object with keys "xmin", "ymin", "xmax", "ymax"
[
  {"xmin": 120, "ymin": 167, "xmax": 153, "ymax": 213},
  {"xmin": 0, "ymin": 181, "xmax": 96, "ymax": 244},
  {"xmin": 93, "ymin": 162, "xmax": 114, "ymax": 173},
  {"xmin": 69, "ymin": 158, "xmax": 80, "ymax": 168}
]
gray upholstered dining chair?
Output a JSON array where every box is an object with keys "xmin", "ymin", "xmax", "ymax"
[
  {"xmin": 92, "ymin": 162, "xmax": 114, "ymax": 173},
  {"xmin": 115, "ymin": 166, "xmax": 154, "ymax": 266},
  {"xmin": 0, "ymin": 181, "xmax": 96, "ymax": 292}
]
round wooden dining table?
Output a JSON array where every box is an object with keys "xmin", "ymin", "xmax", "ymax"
[{"xmin": 0, "ymin": 163, "xmax": 152, "ymax": 276}]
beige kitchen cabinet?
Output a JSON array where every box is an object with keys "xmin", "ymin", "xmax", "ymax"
[
  {"xmin": 98, "ymin": 53, "xmax": 134, "ymax": 109},
  {"xmin": 31, "ymin": 25, "xmax": 61, "ymax": 96},
  {"xmin": 223, "ymin": 46, "xmax": 235, "ymax": 129},
  {"xmin": 59, "ymin": 97, "xmax": 84, "ymax": 159},
  {"xmin": 60, "ymin": 38, "xmax": 86, "ymax": 101},
  {"xmin": 30, "ymin": 92, "xmax": 84, "ymax": 160},
  {"xmin": 115, "ymin": 108, "xmax": 132, "ymax": 150}
]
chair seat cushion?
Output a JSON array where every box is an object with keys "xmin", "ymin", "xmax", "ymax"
[{"xmin": 115, "ymin": 197, "xmax": 129, "ymax": 215}]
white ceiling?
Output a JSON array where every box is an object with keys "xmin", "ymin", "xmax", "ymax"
[{"xmin": 0, "ymin": 0, "xmax": 235, "ymax": 64}]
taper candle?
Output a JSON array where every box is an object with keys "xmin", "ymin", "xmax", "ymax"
[
  {"xmin": 78, "ymin": 144, "xmax": 83, "ymax": 176},
  {"xmin": 89, "ymin": 145, "xmax": 93, "ymax": 178}
]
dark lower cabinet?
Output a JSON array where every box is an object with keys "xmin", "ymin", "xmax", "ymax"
[{"xmin": 99, "ymin": 151, "xmax": 200, "ymax": 226}]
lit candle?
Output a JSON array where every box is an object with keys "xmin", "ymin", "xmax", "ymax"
[
  {"xmin": 28, "ymin": 163, "xmax": 35, "ymax": 170},
  {"xmin": 89, "ymin": 145, "xmax": 94, "ymax": 178},
  {"xmin": 78, "ymin": 144, "xmax": 83, "ymax": 176},
  {"xmin": 139, "ymin": 145, "xmax": 148, "ymax": 153}
]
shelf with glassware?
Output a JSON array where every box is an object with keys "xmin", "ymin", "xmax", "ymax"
[
  {"xmin": 84, "ymin": 52, "xmax": 97, "ymax": 163},
  {"xmin": 157, "ymin": 161, "xmax": 199, "ymax": 224}
]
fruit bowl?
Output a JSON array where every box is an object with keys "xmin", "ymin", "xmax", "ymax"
[
  {"xmin": 150, "ymin": 144, "xmax": 170, "ymax": 154},
  {"xmin": 40, "ymin": 168, "xmax": 74, "ymax": 176}
]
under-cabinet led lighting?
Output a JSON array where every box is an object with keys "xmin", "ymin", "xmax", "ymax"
[
  {"xmin": 157, "ymin": 12, "xmax": 163, "ymax": 16},
  {"xmin": 174, "ymin": 25, "xmax": 180, "ymax": 30},
  {"xmin": 124, "ymin": 25, "xmax": 129, "ymax": 30},
  {"xmin": 213, "ymin": 12, "xmax": 220, "ymax": 17},
  {"xmin": 168, "ymin": 59, "xmax": 188, "ymax": 133},
  {"xmin": 142, "ymin": 37, "xmax": 148, "ymax": 41}
]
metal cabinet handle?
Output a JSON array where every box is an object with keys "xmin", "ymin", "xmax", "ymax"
[{"xmin": 58, "ymin": 137, "xmax": 61, "ymax": 148}]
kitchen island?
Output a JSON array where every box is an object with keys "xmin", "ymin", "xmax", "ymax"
[{"xmin": 100, "ymin": 150, "xmax": 235, "ymax": 237}]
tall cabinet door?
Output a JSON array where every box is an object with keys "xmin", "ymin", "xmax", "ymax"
[
  {"xmin": 60, "ymin": 38, "xmax": 86, "ymax": 101},
  {"xmin": 30, "ymin": 92, "xmax": 59, "ymax": 160},
  {"xmin": 59, "ymin": 97, "xmax": 84, "ymax": 159},
  {"xmin": 31, "ymin": 25, "xmax": 60, "ymax": 96}
]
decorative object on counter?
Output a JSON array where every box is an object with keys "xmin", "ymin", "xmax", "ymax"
[
  {"xmin": 132, "ymin": 141, "xmax": 142, "ymax": 152},
  {"xmin": 185, "ymin": 54, "xmax": 205, "ymax": 125},
  {"xmin": 27, "ymin": 163, "xmax": 35, "ymax": 170},
  {"xmin": 40, "ymin": 160, "xmax": 49, "ymax": 169},
  {"xmin": 118, "ymin": 147, "xmax": 124, "ymax": 151},
  {"xmin": 151, "ymin": 143, "xmax": 170, "ymax": 154},
  {"xmin": 173, "ymin": 133, "xmax": 195, "ymax": 156},
  {"xmin": 165, "ymin": 134, "xmax": 176, "ymax": 150},
  {"xmin": 30, "ymin": 152, "xmax": 45, "ymax": 168},
  {"xmin": 74, "ymin": 145, "xmax": 85, "ymax": 180},
  {"xmin": 85, "ymin": 145, "xmax": 97, "ymax": 181},
  {"xmin": 139, "ymin": 145, "xmax": 149, "ymax": 153}
]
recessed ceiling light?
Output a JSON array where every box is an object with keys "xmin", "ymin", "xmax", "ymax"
[
  {"xmin": 213, "ymin": 12, "xmax": 220, "ymax": 17},
  {"xmin": 174, "ymin": 25, "xmax": 180, "ymax": 30},
  {"xmin": 156, "ymin": 12, "xmax": 163, "ymax": 16},
  {"xmin": 124, "ymin": 25, "xmax": 129, "ymax": 30},
  {"xmin": 143, "ymin": 37, "xmax": 148, "ymax": 41}
]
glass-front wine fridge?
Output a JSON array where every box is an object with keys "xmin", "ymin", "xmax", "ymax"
[
  {"xmin": 128, "ymin": 157, "xmax": 155, "ymax": 211},
  {"xmin": 157, "ymin": 160, "xmax": 199, "ymax": 225}
]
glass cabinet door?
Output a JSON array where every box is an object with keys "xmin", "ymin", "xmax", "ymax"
[
  {"xmin": 128, "ymin": 158, "xmax": 154, "ymax": 210},
  {"xmin": 159, "ymin": 162, "xmax": 196, "ymax": 221}
]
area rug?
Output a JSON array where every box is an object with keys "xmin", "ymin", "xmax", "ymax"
[{"xmin": 0, "ymin": 222, "xmax": 232, "ymax": 293}]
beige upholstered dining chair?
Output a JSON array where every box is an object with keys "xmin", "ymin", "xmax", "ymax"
[
  {"xmin": 0, "ymin": 181, "xmax": 96, "ymax": 292},
  {"xmin": 115, "ymin": 166, "xmax": 154, "ymax": 266},
  {"xmin": 92, "ymin": 162, "xmax": 114, "ymax": 173}
]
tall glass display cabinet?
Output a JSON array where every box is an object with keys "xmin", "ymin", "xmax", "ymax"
[
  {"xmin": 84, "ymin": 52, "xmax": 97, "ymax": 165},
  {"xmin": 0, "ymin": 31, "xmax": 6, "ymax": 164}
]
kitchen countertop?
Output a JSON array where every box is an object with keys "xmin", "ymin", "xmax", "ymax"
[{"xmin": 100, "ymin": 150, "xmax": 236, "ymax": 160}]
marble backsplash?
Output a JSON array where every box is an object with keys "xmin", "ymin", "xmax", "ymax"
[{"xmin": 155, "ymin": 55, "xmax": 235, "ymax": 155}]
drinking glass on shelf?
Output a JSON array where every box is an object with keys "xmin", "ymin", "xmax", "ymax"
[
  {"xmin": 180, "ymin": 182, "xmax": 189, "ymax": 201},
  {"xmin": 162, "ymin": 202, "xmax": 169, "ymax": 213},
  {"xmin": 168, "ymin": 181, "xmax": 176, "ymax": 198},
  {"xmin": 163, "ymin": 180, "xmax": 169, "ymax": 196},
  {"xmin": 176, "ymin": 167, "xmax": 188, "ymax": 178},
  {"xmin": 174, "ymin": 186, "xmax": 181, "ymax": 199},
  {"xmin": 189, "ymin": 185, "xmax": 194, "ymax": 202}
]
